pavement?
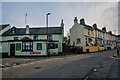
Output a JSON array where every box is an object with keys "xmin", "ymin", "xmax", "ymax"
[
  {"xmin": 0, "ymin": 54, "xmax": 74, "ymax": 68},
  {"xmin": 0, "ymin": 57, "xmax": 46, "ymax": 68},
  {"xmin": 107, "ymin": 58, "xmax": 120, "ymax": 78},
  {"xmin": 2, "ymin": 52, "xmax": 93, "ymax": 78},
  {"xmin": 1, "ymin": 49, "xmax": 119, "ymax": 79}
]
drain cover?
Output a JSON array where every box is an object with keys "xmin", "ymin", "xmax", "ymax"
[{"xmin": 34, "ymin": 67, "xmax": 41, "ymax": 69}]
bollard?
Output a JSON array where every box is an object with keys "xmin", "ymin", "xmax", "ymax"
[{"xmin": 117, "ymin": 47, "xmax": 119, "ymax": 56}]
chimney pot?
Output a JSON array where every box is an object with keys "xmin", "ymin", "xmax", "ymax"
[{"xmin": 74, "ymin": 17, "xmax": 78, "ymax": 24}]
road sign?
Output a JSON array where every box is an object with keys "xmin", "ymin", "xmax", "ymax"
[{"xmin": 46, "ymin": 41, "xmax": 49, "ymax": 44}]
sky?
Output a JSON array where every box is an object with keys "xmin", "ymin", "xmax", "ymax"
[{"xmin": 2, "ymin": 1, "xmax": 119, "ymax": 36}]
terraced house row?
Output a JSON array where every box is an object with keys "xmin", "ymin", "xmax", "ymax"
[{"xmin": 70, "ymin": 17, "xmax": 119, "ymax": 52}]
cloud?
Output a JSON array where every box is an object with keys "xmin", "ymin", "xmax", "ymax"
[
  {"xmin": 2, "ymin": 2, "xmax": 119, "ymax": 36},
  {"xmin": 54, "ymin": 2, "xmax": 118, "ymax": 35}
]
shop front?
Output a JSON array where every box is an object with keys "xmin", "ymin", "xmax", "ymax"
[{"xmin": 7, "ymin": 39, "xmax": 58, "ymax": 56}]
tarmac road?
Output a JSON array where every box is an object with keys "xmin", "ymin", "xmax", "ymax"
[
  {"xmin": 2, "ymin": 49, "xmax": 119, "ymax": 79},
  {"xmin": 25, "ymin": 49, "xmax": 118, "ymax": 78}
]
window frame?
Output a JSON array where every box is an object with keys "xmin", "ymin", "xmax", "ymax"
[
  {"xmin": 76, "ymin": 38, "xmax": 81, "ymax": 44},
  {"xmin": 11, "ymin": 27, "xmax": 16, "ymax": 33},
  {"xmin": 22, "ymin": 41, "xmax": 33, "ymax": 51},
  {"xmin": 14, "ymin": 37, "xmax": 19, "ymax": 40},
  {"xmin": 37, "ymin": 43, "xmax": 42, "ymax": 50},
  {"xmin": 88, "ymin": 29, "xmax": 90, "ymax": 35},
  {"xmin": 16, "ymin": 43, "xmax": 21, "ymax": 51},
  {"xmin": 48, "ymin": 35, "xmax": 52, "ymax": 41},
  {"xmin": 33, "ymin": 35, "xmax": 38, "ymax": 40},
  {"xmin": 48, "ymin": 42, "xmax": 58, "ymax": 49},
  {"xmin": 91, "ymin": 30, "xmax": 93, "ymax": 36}
]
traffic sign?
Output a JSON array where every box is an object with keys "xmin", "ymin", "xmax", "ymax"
[{"xmin": 46, "ymin": 41, "xmax": 49, "ymax": 44}]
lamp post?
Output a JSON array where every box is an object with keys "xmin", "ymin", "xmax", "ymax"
[{"xmin": 46, "ymin": 13, "xmax": 50, "ymax": 57}]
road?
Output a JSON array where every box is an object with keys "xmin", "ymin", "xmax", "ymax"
[{"xmin": 2, "ymin": 49, "xmax": 120, "ymax": 79}]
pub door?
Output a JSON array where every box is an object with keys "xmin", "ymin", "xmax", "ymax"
[{"xmin": 10, "ymin": 44, "xmax": 15, "ymax": 56}]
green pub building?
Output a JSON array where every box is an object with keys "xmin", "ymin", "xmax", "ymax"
[{"xmin": 1, "ymin": 20, "xmax": 64, "ymax": 57}]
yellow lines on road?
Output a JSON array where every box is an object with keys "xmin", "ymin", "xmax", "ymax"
[
  {"xmin": 0, "ymin": 58, "xmax": 9, "ymax": 60},
  {"xmin": 93, "ymin": 68, "xmax": 97, "ymax": 72},
  {"xmin": 84, "ymin": 76, "xmax": 89, "ymax": 80}
]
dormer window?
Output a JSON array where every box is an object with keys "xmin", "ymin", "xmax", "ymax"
[
  {"xmin": 12, "ymin": 30, "xmax": 15, "ymax": 33},
  {"xmin": 11, "ymin": 26, "xmax": 16, "ymax": 34}
]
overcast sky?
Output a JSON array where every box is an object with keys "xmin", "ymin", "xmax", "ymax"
[{"xmin": 2, "ymin": 2, "xmax": 119, "ymax": 36}]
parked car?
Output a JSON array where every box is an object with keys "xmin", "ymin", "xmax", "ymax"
[
  {"xmin": 106, "ymin": 45, "xmax": 111, "ymax": 50},
  {"xmin": 99, "ymin": 45, "xmax": 106, "ymax": 51},
  {"xmin": 72, "ymin": 46, "xmax": 83, "ymax": 54}
]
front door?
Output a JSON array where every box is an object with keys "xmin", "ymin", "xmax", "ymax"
[{"xmin": 10, "ymin": 44, "xmax": 15, "ymax": 56}]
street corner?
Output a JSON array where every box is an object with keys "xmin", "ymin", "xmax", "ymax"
[{"xmin": 110, "ymin": 55, "xmax": 120, "ymax": 59}]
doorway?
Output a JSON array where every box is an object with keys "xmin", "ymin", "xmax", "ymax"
[{"xmin": 10, "ymin": 44, "xmax": 15, "ymax": 56}]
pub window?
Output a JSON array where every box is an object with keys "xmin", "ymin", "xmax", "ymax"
[
  {"xmin": 16, "ymin": 43, "xmax": 21, "ymax": 51},
  {"xmin": 14, "ymin": 37, "xmax": 18, "ymax": 40},
  {"xmin": 48, "ymin": 35, "xmax": 52, "ymax": 41},
  {"xmin": 37, "ymin": 43, "xmax": 42, "ymax": 50},
  {"xmin": 34, "ymin": 35, "xmax": 38, "ymax": 40},
  {"xmin": 48, "ymin": 43, "xmax": 58, "ymax": 49},
  {"xmin": 55, "ymin": 44, "xmax": 58, "ymax": 48},
  {"xmin": 22, "ymin": 42, "xmax": 33, "ymax": 51}
]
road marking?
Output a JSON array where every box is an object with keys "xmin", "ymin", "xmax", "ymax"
[
  {"xmin": 84, "ymin": 76, "xmax": 89, "ymax": 80},
  {"xmin": 0, "ymin": 58, "xmax": 9, "ymax": 60},
  {"xmin": 94, "ymin": 68, "xmax": 97, "ymax": 72}
]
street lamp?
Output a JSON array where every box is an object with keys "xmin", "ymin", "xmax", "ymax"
[{"xmin": 46, "ymin": 13, "xmax": 50, "ymax": 57}]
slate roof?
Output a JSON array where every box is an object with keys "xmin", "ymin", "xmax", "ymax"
[
  {"xmin": 82, "ymin": 24, "xmax": 93, "ymax": 30},
  {"xmin": 2, "ymin": 27, "xmax": 63, "ymax": 36},
  {"xmin": 82, "ymin": 24, "xmax": 104, "ymax": 32},
  {"xmin": 116, "ymin": 35, "xmax": 120, "ymax": 37},
  {"xmin": 0, "ymin": 24, "xmax": 10, "ymax": 31},
  {"xmin": 95, "ymin": 28, "xmax": 103, "ymax": 32}
]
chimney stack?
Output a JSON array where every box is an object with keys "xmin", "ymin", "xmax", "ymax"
[
  {"xmin": 93, "ymin": 23, "xmax": 97, "ymax": 29},
  {"xmin": 74, "ymin": 17, "xmax": 78, "ymax": 24},
  {"xmin": 26, "ymin": 25, "xmax": 29, "ymax": 34},
  {"xmin": 61, "ymin": 19, "xmax": 64, "ymax": 28},
  {"xmin": 102, "ymin": 27, "xmax": 106, "ymax": 32},
  {"xmin": 80, "ymin": 18, "xmax": 85, "ymax": 25}
]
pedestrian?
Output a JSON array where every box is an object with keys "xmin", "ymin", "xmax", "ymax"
[{"xmin": 117, "ymin": 47, "xmax": 119, "ymax": 56}]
